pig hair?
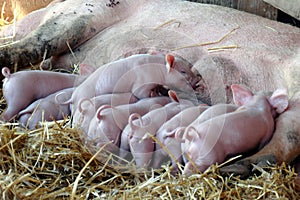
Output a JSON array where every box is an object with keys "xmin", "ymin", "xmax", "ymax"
[{"xmin": 2, "ymin": 67, "xmax": 11, "ymax": 78}]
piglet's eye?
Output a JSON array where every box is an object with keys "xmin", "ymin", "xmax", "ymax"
[{"xmin": 180, "ymin": 70, "xmax": 186, "ymax": 74}]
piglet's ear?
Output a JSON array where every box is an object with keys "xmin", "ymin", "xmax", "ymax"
[
  {"xmin": 165, "ymin": 54, "xmax": 175, "ymax": 73},
  {"xmin": 269, "ymin": 88, "xmax": 289, "ymax": 114},
  {"xmin": 168, "ymin": 90, "xmax": 179, "ymax": 102},
  {"xmin": 231, "ymin": 84, "xmax": 254, "ymax": 106}
]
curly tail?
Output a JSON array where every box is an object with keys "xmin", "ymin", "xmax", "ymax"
[{"xmin": 2, "ymin": 67, "xmax": 11, "ymax": 78}]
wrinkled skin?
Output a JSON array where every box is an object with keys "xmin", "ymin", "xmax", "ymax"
[
  {"xmin": 85, "ymin": 96, "xmax": 171, "ymax": 154},
  {"xmin": 1, "ymin": 0, "xmax": 300, "ymax": 177},
  {"xmin": 120, "ymin": 92, "xmax": 195, "ymax": 169},
  {"xmin": 152, "ymin": 105, "xmax": 209, "ymax": 172},
  {"xmin": 177, "ymin": 84, "xmax": 289, "ymax": 176},
  {"xmin": 1, "ymin": 67, "xmax": 79, "ymax": 121},
  {"xmin": 18, "ymin": 87, "xmax": 73, "ymax": 130},
  {"xmin": 69, "ymin": 53, "xmax": 199, "ymax": 109},
  {"xmin": 72, "ymin": 93, "xmax": 138, "ymax": 132}
]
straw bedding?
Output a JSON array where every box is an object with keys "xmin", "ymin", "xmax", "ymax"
[
  {"xmin": 0, "ymin": 107, "xmax": 299, "ymax": 199},
  {"xmin": 0, "ymin": 7, "xmax": 299, "ymax": 200}
]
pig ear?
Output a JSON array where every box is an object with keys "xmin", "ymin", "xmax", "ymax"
[
  {"xmin": 231, "ymin": 84, "xmax": 254, "ymax": 106},
  {"xmin": 269, "ymin": 88, "xmax": 289, "ymax": 114},
  {"xmin": 184, "ymin": 126, "xmax": 200, "ymax": 142},
  {"xmin": 96, "ymin": 105, "xmax": 112, "ymax": 120},
  {"xmin": 165, "ymin": 54, "xmax": 175, "ymax": 73},
  {"xmin": 79, "ymin": 63, "xmax": 96, "ymax": 76},
  {"xmin": 168, "ymin": 90, "xmax": 179, "ymax": 102}
]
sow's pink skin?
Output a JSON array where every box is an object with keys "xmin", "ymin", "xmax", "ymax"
[
  {"xmin": 69, "ymin": 53, "xmax": 199, "ymax": 109},
  {"xmin": 1, "ymin": 67, "xmax": 78, "ymax": 121},
  {"xmin": 18, "ymin": 88, "xmax": 74, "ymax": 130},
  {"xmin": 85, "ymin": 96, "xmax": 171, "ymax": 154},
  {"xmin": 176, "ymin": 84, "xmax": 289, "ymax": 176},
  {"xmin": 72, "ymin": 93, "xmax": 138, "ymax": 133},
  {"xmin": 119, "ymin": 91, "xmax": 195, "ymax": 169}
]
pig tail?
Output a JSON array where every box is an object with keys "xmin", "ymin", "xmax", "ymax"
[{"xmin": 1, "ymin": 67, "xmax": 11, "ymax": 78}]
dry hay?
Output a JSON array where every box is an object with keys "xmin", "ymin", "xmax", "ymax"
[
  {"xmin": 0, "ymin": 8, "xmax": 299, "ymax": 200},
  {"xmin": 0, "ymin": 108, "xmax": 299, "ymax": 199}
]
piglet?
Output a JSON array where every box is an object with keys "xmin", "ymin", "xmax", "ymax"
[
  {"xmin": 72, "ymin": 93, "xmax": 138, "ymax": 132},
  {"xmin": 85, "ymin": 96, "xmax": 171, "ymax": 155},
  {"xmin": 176, "ymin": 84, "xmax": 288, "ymax": 176},
  {"xmin": 119, "ymin": 91, "xmax": 195, "ymax": 169},
  {"xmin": 153, "ymin": 103, "xmax": 238, "ymax": 172},
  {"xmin": 220, "ymin": 91, "xmax": 300, "ymax": 178},
  {"xmin": 1, "ymin": 67, "xmax": 79, "ymax": 121},
  {"xmin": 152, "ymin": 105, "xmax": 209, "ymax": 172},
  {"xmin": 18, "ymin": 88, "xmax": 74, "ymax": 129},
  {"xmin": 70, "ymin": 53, "xmax": 200, "ymax": 109}
]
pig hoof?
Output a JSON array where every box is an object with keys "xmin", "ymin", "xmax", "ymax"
[
  {"xmin": 249, "ymin": 155, "xmax": 277, "ymax": 173},
  {"xmin": 220, "ymin": 155, "xmax": 278, "ymax": 178},
  {"xmin": 220, "ymin": 164, "xmax": 251, "ymax": 179}
]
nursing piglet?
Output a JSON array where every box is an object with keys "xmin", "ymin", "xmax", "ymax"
[
  {"xmin": 70, "ymin": 53, "xmax": 199, "ymax": 109},
  {"xmin": 153, "ymin": 103, "xmax": 238, "ymax": 172},
  {"xmin": 152, "ymin": 105, "xmax": 209, "ymax": 171},
  {"xmin": 220, "ymin": 91, "xmax": 300, "ymax": 178},
  {"xmin": 1, "ymin": 67, "xmax": 78, "ymax": 121},
  {"xmin": 18, "ymin": 88, "xmax": 74, "ymax": 129},
  {"xmin": 85, "ymin": 96, "xmax": 171, "ymax": 154},
  {"xmin": 177, "ymin": 84, "xmax": 288, "ymax": 176},
  {"xmin": 72, "ymin": 93, "xmax": 138, "ymax": 132},
  {"xmin": 120, "ymin": 91, "xmax": 194, "ymax": 169}
]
